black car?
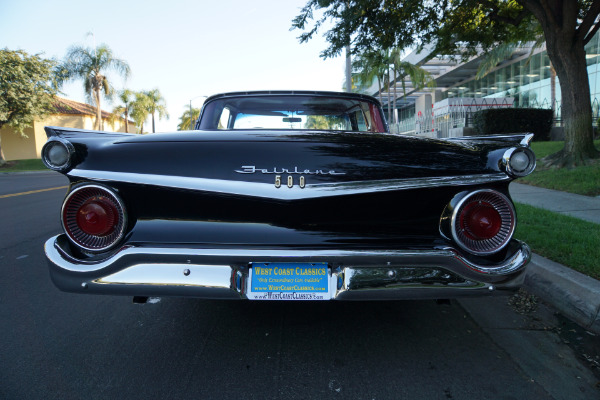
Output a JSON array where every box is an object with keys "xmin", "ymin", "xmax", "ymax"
[{"xmin": 43, "ymin": 91, "xmax": 535, "ymax": 301}]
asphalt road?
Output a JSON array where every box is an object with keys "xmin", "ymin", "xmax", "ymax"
[{"xmin": 0, "ymin": 172, "xmax": 597, "ymax": 400}]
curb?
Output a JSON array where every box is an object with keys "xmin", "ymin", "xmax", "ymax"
[
  {"xmin": 524, "ymin": 253, "xmax": 600, "ymax": 334},
  {"xmin": 0, "ymin": 170, "xmax": 53, "ymax": 175}
]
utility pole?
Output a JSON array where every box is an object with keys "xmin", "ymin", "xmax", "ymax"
[{"xmin": 189, "ymin": 100, "xmax": 194, "ymax": 130}]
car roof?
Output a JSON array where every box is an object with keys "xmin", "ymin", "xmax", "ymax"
[{"xmin": 204, "ymin": 90, "xmax": 381, "ymax": 105}]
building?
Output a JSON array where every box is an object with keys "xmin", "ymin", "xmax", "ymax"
[
  {"xmin": 367, "ymin": 31, "xmax": 600, "ymax": 138},
  {"xmin": 0, "ymin": 97, "xmax": 135, "ymax": 161}
]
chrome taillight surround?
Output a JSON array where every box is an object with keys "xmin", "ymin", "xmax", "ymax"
[
  {"xmin": 62, "ymin": 185, "xmax": 127, "ymax": 252},
  {"xmin": 451, "ymin": 189, "xmax": 515, "ymax": 256},
  {"xmin": 502, "ymin": 147, "xmax": 536, "ymax": 177},
  {"xmin": 41, "ymin": 137, "xmax": 75, "ymax": 172}
]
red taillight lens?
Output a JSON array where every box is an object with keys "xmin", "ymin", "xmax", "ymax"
[
  {"xmin": 62, "ymin": 185, "xmax": 126, "ymax": 252},
  {"xmin": 459, "ymin": 201, "xmax": 502, "ymax": 240},
  {"xmin": 451, "ymin": 190, "xmax": 515, "ymax": 255},
  {"xmin": 76, "ymin": 198, "xmax": 118, "ymax": 236}
]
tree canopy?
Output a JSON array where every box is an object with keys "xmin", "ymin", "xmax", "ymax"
[
  {"xmin": 111, "ymin": 89, "xmax": 135, "ymax": 133},
  {"xmin": 0, "ymin": 49, "xmax": 58, "ymax": 163},
  {"xmin": 178, "ymin": 107, "xmax": 200, "ymax": 131},
  {"xmin": 131, "ymin": 91, "xmax": 151, "ymax": 134},
  {"xmin": 294, "ymin": 0, "xmax": 547, "ymax": 59},
  {"xmin": 143, "ymin": 89, "xmax": 169, "ymax": 133},
  {"xmin": 293, "ymin": 0, "xmax": 600, "ymax": 165}
]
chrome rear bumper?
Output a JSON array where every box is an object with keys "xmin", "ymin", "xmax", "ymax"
[{"xmin": 45, "ymin": 235, "xmax": 530, "ymax": 300}]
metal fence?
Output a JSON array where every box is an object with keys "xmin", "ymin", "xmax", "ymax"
[{"xmin": 388, "ymin": 96, "xmax": 600, "ymax": 137}]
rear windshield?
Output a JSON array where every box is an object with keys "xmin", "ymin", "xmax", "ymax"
[{"xmin": 198, "ymin": 95, "xmax": 387, "ymax": 132}]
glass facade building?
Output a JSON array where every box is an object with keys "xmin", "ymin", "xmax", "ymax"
[
  {"xmin": 443, "ymin": 32, "xmax": 600, "ymax": 120},
  {"xmin": 389, "ymin": 31, "xmax": 600, "ymax": 132}
]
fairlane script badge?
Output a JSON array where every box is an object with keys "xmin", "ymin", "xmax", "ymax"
[{"xmin": 235, "ymin": 166, "xmax": 346, "ymax": 175}]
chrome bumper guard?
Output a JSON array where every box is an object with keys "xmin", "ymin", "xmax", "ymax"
[{"xmin": 45, "ymin": 235, "xmax": 531, "ymax": 300}]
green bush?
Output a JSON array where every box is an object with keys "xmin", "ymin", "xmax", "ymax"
[{"xmin": 472, "ymin": 108, "xmax": 553, "ymax": 141}]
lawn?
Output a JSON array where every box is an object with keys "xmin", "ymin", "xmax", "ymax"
[
  {"xmin": 514, "ymin": 203, "xmax": 600, "ymax": 280},
  {"xmin": 519, "ymin": 140, "xmax": 600, "ymax": 196},
  {"xmin": 0, "ymin": 159, "xmax": 46, "ymax": 172}
]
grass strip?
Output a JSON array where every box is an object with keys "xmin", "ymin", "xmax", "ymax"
[
  {"xmin": 514, "ymin": 203, "xmax": 600, "ymax": 280},
  {"xmin": 520, "ymin": 140, "xmax": 600, "ymax": 196},
  {"xmin": 0, "ymin": 159, "xmax": 47, "ymax": 172}
]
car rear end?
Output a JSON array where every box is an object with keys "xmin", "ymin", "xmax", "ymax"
[{"xmin": 43, "ymin": 91, "xmax": 535, "ymax": 301}]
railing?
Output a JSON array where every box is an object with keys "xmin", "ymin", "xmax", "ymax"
[{"xmin": 389, "ymin": 96, "xmax": 600, "ymax": 137}]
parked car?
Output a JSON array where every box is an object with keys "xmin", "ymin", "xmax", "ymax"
[{"xmin": 43, "ymin": 91, "xmax": 535, "ymax": 301}]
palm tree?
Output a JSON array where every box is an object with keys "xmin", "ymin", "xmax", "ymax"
[
  {"xmin": 144, "ymin": 89, "xmax": 169, "ymax": 133},
  {"xmin": 131, "ymin": 91, "xmax": 150, "ymax": 134},
  {"xmin": 60, "ymin": 44, "xmax": 130, "ymax": 130},
  {"xmin": 178, "ymin": 107, "xmax": 200, "ymax": 131},
  {"xmin": 389, "ymin": 49, "xmax": 436, "ymax": 124},
  {"xmin": 111, "ymin": 89, "xmax": 134, "ymax": 133},
  {"xmin": 353, "ymin": 50, "xmax": 389, "ymax": 106}
]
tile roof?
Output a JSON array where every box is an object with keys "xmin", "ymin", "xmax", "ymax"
[{"xmin": 53, "ymin": 97, "xmax": 132, "ymax": 123}]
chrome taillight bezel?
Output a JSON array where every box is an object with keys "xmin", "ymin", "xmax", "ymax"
[
  {"xmin": 41, "ymin": 137, "xmax": 75, "ymax": 172},
  {"xmin": 502, "ymin": 147, "xmax": 536, "ymax": 177},
  {"xmin": 61, "ymin": 184, "xmax": 127, "ymax": 252},
  {"xmin": 451, "ymin": 189, "xmax": 516, "ymax": 256}
]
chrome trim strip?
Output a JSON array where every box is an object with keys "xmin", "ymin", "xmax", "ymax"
[
  {"xmin": 67, "ymin": 169, "xmax": 510, "ymax": 200},
  {"xmin": 444, "ymin": 133, "xmax": 534, "ymax": 147},
  {"xmin": 520, "ymin": 133, "xmax": 534, "ymax": 146},
  {"xmin": 96, "ymin": 264, "xmax": 232, "ymax": 288},
  {"xmin": 45, "ymin": 235, "xmax": 530, "ymax": 277}
]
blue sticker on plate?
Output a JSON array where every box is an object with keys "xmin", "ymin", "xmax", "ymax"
[{"xmin": 251, "ymin": 263, "xmax": 328, "ymax": 294}]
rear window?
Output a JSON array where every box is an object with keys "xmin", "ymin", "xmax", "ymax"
[{"xmin": 198, "ymin": 95, "xmax": 387, "ymax": 132}]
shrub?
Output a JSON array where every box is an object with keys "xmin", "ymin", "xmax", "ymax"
[{"xmin": 472, "ymin": 108, "xmax": 553, "ymax": 141}]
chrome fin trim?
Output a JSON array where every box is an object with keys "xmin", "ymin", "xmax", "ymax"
[{"xmin": 68, "ymin": 169, "xmax": 510, "ymax": 200}]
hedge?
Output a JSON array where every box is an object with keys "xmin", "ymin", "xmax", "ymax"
[{"xmin": 472, "ymin": 108, "xmax": 553, "ymax": 141}]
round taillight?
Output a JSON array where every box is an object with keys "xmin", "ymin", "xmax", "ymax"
[
  {"xmin": 62, "ymin": 185, "xmax": 126, "ymax": 252},
  {"xmin": 503, "ymin": 147, "xmax": 536, "ymax": 177},
  {"xmin": 451, "ymin": 190, "xmax": 515, "ymax": 255},
  {"xmin": 41, "ymin": 138, "xmax": 74, "ymax": 171},
  {"xmin": 76, "ymin": 198, "xmax": 118, "ymax": 236},
  {"xmin": 459, "ymin": 201, "xmax": 502, "ymax": 240}
]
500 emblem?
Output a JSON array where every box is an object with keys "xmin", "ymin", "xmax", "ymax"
[{"xmin": 275, "ymin": 175, "xmax": 305, "ymax": 189}]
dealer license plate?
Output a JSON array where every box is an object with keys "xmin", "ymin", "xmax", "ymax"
[{"xmin": 247, "ymin": 263, "xmax": 330, "ymax": 300}]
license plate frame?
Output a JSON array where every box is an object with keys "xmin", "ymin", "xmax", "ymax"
[{"xmin": 247, "ymin": 262, "xmax": 330, "ymax": 300}]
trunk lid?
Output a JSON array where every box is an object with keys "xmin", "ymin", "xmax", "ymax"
[{"xmin": 55, "ymin": 129, "xmax": 503, "ymax": 186}]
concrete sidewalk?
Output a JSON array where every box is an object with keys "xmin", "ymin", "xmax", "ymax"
[
  {"xmin": 509, "ymin": 182, "xmax": 600, "ymax": 334},
  {"xmin": 510, "ymin": 182, "xmax": 600, "ymax": 224}
]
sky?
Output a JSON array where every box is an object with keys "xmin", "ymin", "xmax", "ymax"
[{"xmin": 0, "ymin": 0, "xmax": 346, "ymax": 132}]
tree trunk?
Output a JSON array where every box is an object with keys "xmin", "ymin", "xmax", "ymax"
[
  {"xmin": 95, "ymin": 88, "xmax": 103, "ymax": 131},
  {"xmin": 545, "ymin": 37, "xmax": 598, "ymax": 165},
  {"xmin": 550, "ymin": 63, "xmax": 556, "ymax": 116},
  {"xmin": 377, "ymin": 77, "xmax": 383, "ymax": 106},
  {"xmin": 0, "ymin": 136, "xmax": 5, "ymax": 165},
  {"xmin": 525, "ymin": 0, "xmax": 599, "ymax": 166},
  {"xmin": 152, "ymin": 112, "xmax": 156, "ymax": 133},
  {"xmin": 124, "ymin": 110, "xmax": 129, "ymax": 133}
]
